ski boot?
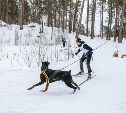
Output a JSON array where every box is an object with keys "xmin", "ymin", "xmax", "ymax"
[
  {"xmin": 87, "ymin": 70, "xmax": 92, "ymax": 80},
  {"xmin": 76, "ymin": 71, "xmax": 84, "ymax": 75}
]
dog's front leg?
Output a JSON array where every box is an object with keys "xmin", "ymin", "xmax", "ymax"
[
  {"xmin": 27, "ymin": 81, "xmax": 43, "ymax": 90},
  {"xmin": 27, "ymin": 84, "xmax": 36, "ymax": 90},
  {"xmin": 42, "ymin": 83, "xmax": 49, "ymax": 92}
]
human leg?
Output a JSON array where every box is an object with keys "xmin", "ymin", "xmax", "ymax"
[
  {"xmin": 86, "ymin": 53, "xmax": 92, "ymax": 74},
  {"xmin": 80, "ymin": 57, "xmax": 85, "ymax": 72}
]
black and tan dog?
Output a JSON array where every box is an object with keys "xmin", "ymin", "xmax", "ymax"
[{"xmin": 27, "ymin": 61, "xmax": 80, "ymax": 93}]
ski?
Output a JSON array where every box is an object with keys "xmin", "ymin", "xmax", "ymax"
[
  {"xmin": 72, "ymin": 72, "xmax": 95, "ymax": 77},
  {"xmin": 78, "ymin": 75, "xmax": 96, "ymax": 86}
]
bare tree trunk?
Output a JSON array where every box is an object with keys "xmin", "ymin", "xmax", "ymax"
[
  {"xmin": 48, "ymin": 0, "xmax": 50, "ymax": 26},
  {"xmin": 109, "ymin": 0, "xmax": 112, "ymax": 39},
  {"xmin": 37, "ymin": 0, "xmax": 40, "ymax": 24},
  {"xmin": 69, "ymin": 0, "xmax": 73, "ymax": 33},
  {"xmin": 73, "ymin": 0, "xmax": 79, "ymax": 33},
  {"xmin": 114, "ymin": 0, "xmax": 119, "ymax": 41},
  {"xmin": 99, "ymin": 0, "xmax": 102, "ymax": 38},
  {"xmin": 50, "ymin": 0, "xmax": 53, "ymax": 27},
  {"xmin": 32, "ymin": 0, "xmax": 35, "ymax": 23},
  {"xmin": 65, "ymin": 0, "xmax": 67, "ymax": 30},
  {"xmin": 6, "ymin": 0, "xmax": 8, "ymax": 23},
  {"xmin": 118, "ymin": 0, "xmax": 125, "ymax": 43},
  {"xmin": 91, "ymin": 0, "xmax": 96, "ymax": 39},
  {"xmin": 77, "ymin": 0, "xmax": 85, "ymax": 34},
  {"xmin": 22, "ymin": 0, "xmax": 24, "ymax": 25},
  {"xmin": 35, "ymin": 1, "xmax": 37, "ymax": 22},
  {"xmin": 58, "ymin": 0, "xmax": 61, "ymax": 29},
  {"xmin": 101, "ymin": 0, "xmax": 103, "ymax": 39},
  {"xmin": 62, "ymin": 7, "xmax": 65, "ymax": 32},
  {"xmin": 54, "ymin": 8, "xmax": 57, "ymax": 27},
  {"xmin": 19, "ymin": 0, "xmax": 24, "ymax": 27},
  {"xmin": 86, "ymin": 0, "xmax": 89, "ymax": 36},
  {"xmin": 0, "ymin": 0, "xmax": 2, "ymax": 22},
  {"xmin": 15, "ymin": 29, "xmax": 19, "ymax": 46},
  {"xmin": 61, "ymin": 11, "xmax": 63, "ymax": 29},
  {"xmin": 106, "ymin": 0, "xmax": 112, "ymax": 40}
]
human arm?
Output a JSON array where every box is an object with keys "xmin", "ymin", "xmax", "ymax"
[{"xmin": 75, "ymin": 49, "xmax": 80, "ymax": 55}]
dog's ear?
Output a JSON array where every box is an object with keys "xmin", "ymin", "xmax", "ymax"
[
  {"xmin": 45, "ymin": 61, "xmax": 50, "ymax": 65},
  {"xmin": 41, "ymin": 62, "xmax": 44, "ymax": 66},
  {"xmin": 69, "ymin": 70, "xmax": 71, "ymax": 74},
  {"xmin": 47, "ymin": 62, "xmax": 50, "ymax": 65}
]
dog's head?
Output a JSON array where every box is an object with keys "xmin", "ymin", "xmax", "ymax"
[{"xmin": 41, "ymin": 61, "xmax": 50, "ymax": 70}]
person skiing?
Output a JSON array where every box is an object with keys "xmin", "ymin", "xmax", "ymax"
[
  {"xmin": 61, "ymin": 36, "xmax": 66, "ymax": 47},
  {"xmin": 75, "ymin": 38, "xmax": 93, "ymax": 77}
]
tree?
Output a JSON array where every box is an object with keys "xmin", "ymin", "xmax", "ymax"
[
  {"xmin": 24, "ymin": 0, "xmax": 31, "ymax": 24},
  {"xmin": 118, "ymin": 0, "xmax": 125, "ymax": 43},
  {"xmin": 0, "ymin": 0, "xmax": 2, "ymax": 21},
  {"xmin": 18, "ymin": 0, "xmax": 24, "ymax": 27},
  {"xmin": 106, "ymin": 0, "xmax": 113, "ymax": 40},
  {"xmin": 69, "ymin": 0, "xmax": 73, "ymax": 33},
  {"xmin": 113, "ymin": 0, "xmax": 119, "ymax": 41},
  {"xmin": 101, "ymin": 0, "xmax": 106, "ymax": 39},
  {"xmin": 73, "ymin": 0, "xmax": 79, "ymax": 33},
  {"xmin": 77, "ymin": 0, "xmax": 85, "ymax": 35},
  {"xmin": 86, "ymin": 0, "xmax": 89, "ymax": 36},
  {"xmin": 91, "ymin": 0, "xmax": 96, "ymax": 39}
]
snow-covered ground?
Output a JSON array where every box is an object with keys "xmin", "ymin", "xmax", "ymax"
[{"xmin": 0, "ymin": 25, "xmax": 126, "ymax": 113}]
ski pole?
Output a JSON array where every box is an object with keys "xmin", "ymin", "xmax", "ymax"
[
  {"xmin": 76, "ymin": 54, "xmax": 81, "ymax": 58},
  {"xmin": 61, "ymin": 58, "xmax": 80, "ymax": 70},
  {"xmin": 84, "ymin": 41, "xmax": 108, "ymax": 56},
  {"xmin": 93, "ymin": 41, "xmax": 108, "ymax": 52}
]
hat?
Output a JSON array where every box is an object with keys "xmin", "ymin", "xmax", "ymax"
[{"xmin": 76, "ymin": 38, "xmax": 81, "ymax": 42}]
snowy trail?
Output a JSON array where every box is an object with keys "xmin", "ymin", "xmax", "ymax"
[
  {"xmin": 0, "ymin": 61, "xmax": 126, "ymax": 113},
  {"xmin": 0, "ymin": 37, "xmax": 126, "ymax": 113}
]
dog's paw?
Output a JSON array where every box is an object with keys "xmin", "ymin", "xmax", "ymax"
[
  {"xmin": 27, "ymin": 87, "xmax": 32, "ymax": 90},
  {"xmin": 72, "ymin": 89, "xmax": 76, "ymax": 94},
  {"xmin": 41, "ymin": 90, "xmax": 46, "ymax": 92}
]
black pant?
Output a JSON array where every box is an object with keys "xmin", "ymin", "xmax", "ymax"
[
  {"xmin": 80, "ymin": 52, "xmax": 92, "ymax": 73},
  {"xmin": 63, "ymin": 43, "xmax": 65, "ymax": 47}
]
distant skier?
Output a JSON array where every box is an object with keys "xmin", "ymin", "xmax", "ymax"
[
  {"xmin": 75, "ymin": 38, "xmax": 93, "ymax": 77},
  {"xmin": 62, "ymin": 36, "xmax": 66, "ymax": 47}
]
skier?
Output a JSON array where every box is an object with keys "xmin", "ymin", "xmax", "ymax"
[
  {"xmin": 75, "ymin": 38, "xmax": 93, "ymax": 77},
  {"xmin": 61, "ymin": 35, "xmax": 66, "ymax": 47}
]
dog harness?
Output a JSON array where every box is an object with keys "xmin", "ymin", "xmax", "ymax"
[
  {"xmin": 41, "ymin": 70, "xmax": 49, "ymax": 84},
  {"xmin": 41, "ymin": 70, "xmax": 50, "ymax": 92}
]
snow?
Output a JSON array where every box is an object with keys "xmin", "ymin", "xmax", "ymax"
[{"xmin": 0, "ymin": 25, "xmax": 126, "ymax": 113}]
